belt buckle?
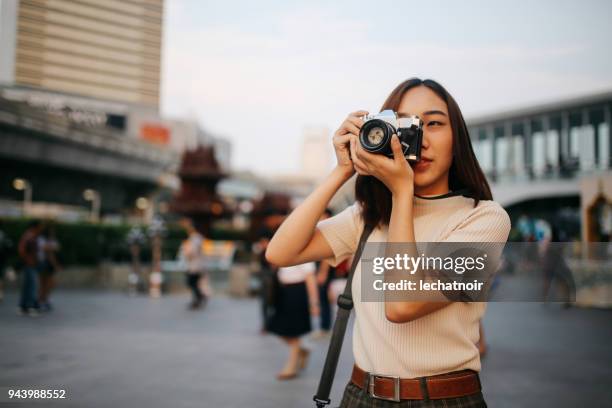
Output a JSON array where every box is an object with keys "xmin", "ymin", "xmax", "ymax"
[{"xmin": 368, "ymin": 373, "xmax": 401, "ymax": 402}]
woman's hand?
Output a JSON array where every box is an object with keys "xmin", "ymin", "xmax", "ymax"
[
  {"xmin": 332, "ymin": 110, "xmax": 369, "ymax": 178},
  {"xmin": 350, "ymin": 133, "xmax": 414, "ymax": 197}
]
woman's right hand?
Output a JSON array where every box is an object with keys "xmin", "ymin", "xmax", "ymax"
[{"xmin": 333, "ymin": 110, "xmax": 368, "ymax": 178}]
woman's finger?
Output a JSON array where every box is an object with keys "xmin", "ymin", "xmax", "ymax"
[
  {"xmin": 352, "ymin": 155, "xmax": 371, "ymax": 175},
  {"xmin": 346, "ymin": 115, "xmax": 365, "ymax": 129},
  {"xmin": 349, "ymin": 110, "xmax": 369, "ymax": 118},
  {"xmin": 355, "ymin": 141, "xmax": 382, "ymax": 166},
  {"xmin": 390, "ymin": 134, "xmax": 405, "ymax": 164},
  {"xmin": 333, "ymin": 133, "xmax": 351, "ymax": 147},
  {"xmin": 350, "ymin": 136, "xmax": 369, "ymax": 170},
  {"xmin": 353, "ymin": 161, "xmax": 370, "ymax": 175},
  {"xmin": 338, "ymin": 120, "xmax": 360, "ymax": 137}
]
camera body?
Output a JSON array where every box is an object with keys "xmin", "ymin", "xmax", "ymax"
[{"xmin": 359, "ymin": 110, "xmax": 423, "ymax": 161}]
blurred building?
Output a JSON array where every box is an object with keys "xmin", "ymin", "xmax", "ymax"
[
  {"xmin": 0, "ymin": 0, "xmax": 232, "ymax": 220},
  {"xmin": 301, "ymin": 126, "xmax": 333, "ymax": 180},
  {"xmin": 0, "ymin": 0, "xmax": 162, "ymax": 108},
  {"xmin": 211, "ymin": 136, "xmax": 232, "ymax": 174},
  {"xmin": 0, "ymin": 0, "xmax": 175, "ymax": 219},
  {"xmin": 467, "ymin": 90, "xmax": 612, "ymax": 241}
]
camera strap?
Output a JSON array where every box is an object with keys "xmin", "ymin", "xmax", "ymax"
[{"xmin": 313, "ymin": 223, "xmax": 374, "ymax": 408}]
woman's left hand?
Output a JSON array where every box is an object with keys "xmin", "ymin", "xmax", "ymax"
[{"xmin": 349, "ymin": 134, "xmax": 414, "ymax": 196}]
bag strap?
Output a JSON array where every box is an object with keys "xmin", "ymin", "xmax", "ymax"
[{"xmin": 313, "ymin": 223, "xmax": 374, "ymax": 408}]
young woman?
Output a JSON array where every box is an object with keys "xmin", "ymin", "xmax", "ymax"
[{"xmin": 266, "ymin": 78, "xmax": 510, "ymax": 407}]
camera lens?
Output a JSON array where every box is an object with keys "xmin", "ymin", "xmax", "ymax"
[
  {"xmin": 367, "ymin": 127, "xmax": 385, "ymax": 146},
  {"xmin": 359, "ymin": 119, "xmax": 395, "ymax": 156}
]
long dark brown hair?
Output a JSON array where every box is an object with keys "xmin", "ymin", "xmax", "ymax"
[{"xmin": 355, "ymin": 78, "xmax": 492, "ymax": 228}]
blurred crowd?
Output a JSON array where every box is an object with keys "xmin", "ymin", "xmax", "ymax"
[
  {"xmin": 0, "ymin": 220, "xmax": 62, "ymax": 316},
  {"xmin": 0, "ymin": 206, "xmax": 585, "ymax": 380}
]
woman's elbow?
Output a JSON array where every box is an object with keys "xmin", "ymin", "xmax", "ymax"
[
  {"xmin": 265, "ymin": 245, "xmax": 287, "ymax": 267},
  {"xmin": 384, "ymin": 304, "xmax": 417, "ymax": 324}
]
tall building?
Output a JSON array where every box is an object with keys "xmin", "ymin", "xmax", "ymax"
[
  {"xmin": 0, "ymin": 0, "xmax": 163, "ymax": 109},
  {"xmin": 0, "ymin": 0, "xmax": 174, "ymax": 217},
  {"xmin": 301, "ymin": 126, "xmax": 333, "ymax": 180}
]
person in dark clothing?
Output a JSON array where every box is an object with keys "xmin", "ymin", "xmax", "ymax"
[
  {"xmin": 541, "ymin": 224, "xmax": 576, "ymax": 306},
  {"xmin": 0, "ymin": 220, "xmax": 13, "ymax": 302},
  {"xmin": 313, "ymin": 260, "xmax": 337, "ymax": 338},
  {"xmin": 18, "ymin": 220, "xmax": 44, "ymax": 316},
  {"xmin": 255, "ymin": 212, "xmax": 285, "ymax": 333}
]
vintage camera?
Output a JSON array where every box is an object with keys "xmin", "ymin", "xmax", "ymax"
[{"xmin": 359, "ymin": 110, "xmax": 423, "ymax": 161}]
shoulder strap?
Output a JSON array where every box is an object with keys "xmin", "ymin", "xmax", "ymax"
[{"xmin": 313, "ymin": 223, "xmax": 374, "ymax": 408}]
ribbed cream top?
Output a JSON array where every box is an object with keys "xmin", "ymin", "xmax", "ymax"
[{"xmin": 317, "ymin": 193, "xmax": 511, "ymax": 378}]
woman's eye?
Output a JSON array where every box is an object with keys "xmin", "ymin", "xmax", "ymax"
[{"xmin": 427, "ymin": 121, "xmax": 443, "ymax": 127}]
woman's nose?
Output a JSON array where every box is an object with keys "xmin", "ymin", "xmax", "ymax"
[{"xmin": 421, "ymin": 132, "xmax": 430, "ymax": 149}]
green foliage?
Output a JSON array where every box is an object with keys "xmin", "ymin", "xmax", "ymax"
[
  {"xmin": 0, "ymin": 217, "xmax": 253, "ymax": 267},
  {"xmin": 0, "ymin": 218, "xmax": 189, "ymax": 266}
]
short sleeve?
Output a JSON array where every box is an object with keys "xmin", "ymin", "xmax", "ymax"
[
  {"xmin": 433, "ymin": 201, "xmax": 511, "ymax": 301},
  {"xmin": 444, "ymin": 201, "xmax": 511, "ymax": 243},
  {"xmin": 316, "ymin": 203, "xmax": 363, "ymax": 267}
]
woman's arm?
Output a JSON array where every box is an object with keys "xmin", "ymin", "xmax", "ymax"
[
  {"xmin": 384, "ymin": 191, "xmax": 451, "ymax": 323},
  {"xmin": 266, "ymin": 110, "xmax": 368, "ymax": 267},
  {"xmin": 350, "ymin": 134, "xmax": 451, "ymax": 323},
  {"xmin": 265, "ymin": 167, "xmax": 352, "ymax": 267}
]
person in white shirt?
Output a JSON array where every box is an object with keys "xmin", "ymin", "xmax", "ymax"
[
  {"xmin": 178, "ymin": 218, "xmax": 207, "ymax": 310},
  {"xmin": 266, "ymin": 261, "xmax": 320, "ymax": 380}
]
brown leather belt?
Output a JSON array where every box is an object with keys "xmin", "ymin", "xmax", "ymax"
[{"xmin": 351, "ymin": 364, "xmax": 481, "ymax": 402}]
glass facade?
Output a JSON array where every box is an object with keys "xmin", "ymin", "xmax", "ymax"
[
  {"xmin": 468, "ymin": 102, "xmax": 611, "ymax": 182},
  {"xmin": 599, "ymin": 123, "xmax": 610, "ymax": 169}
]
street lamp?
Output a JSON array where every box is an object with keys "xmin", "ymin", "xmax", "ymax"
[
  {"xmin": 83, "ymin": 189, "xmax": 101, "ymax": 222},
  {"xmin": 136, "ymin": 197, "xmax": 149, "ymax": 210},
  {"xmin": 12, "ymin": 178, "xmax": 32, "ymax": 215}
]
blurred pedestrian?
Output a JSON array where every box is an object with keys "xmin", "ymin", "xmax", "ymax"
[
  {"xmin": 18, "ymin": 220, "xmax": 44, "ymax": 316},
  {"xmin": 254, "ymin": 210, "xmax": 284, "ymax": 333},
  {"xmin": 540, "ymin": 222, "xmax": 575, "ymax": 306},
  {"xmin": 178, "ymin": 217, "xmax": 207, "ymax": 310},
  {"xmin": 312, "ymin": 209, "xmax": 335, "ymax": 339},
  {"xmin": 126, "ymin": 226, "xmax": 146, "ymax": 295},
  {"xmin": 37, "ymin": 223, "xmax": 61, "ymax": 312},
  {"xmin": 266, "ymin": 261, "xmax": 319, "ymax": 380},
  {"xmin": 0, "ymin": 220, "xmax": 13, "ymax": 302},
  {"xmin": 517, "ymin": 214, "xmax": 536, "ymax": 241}
]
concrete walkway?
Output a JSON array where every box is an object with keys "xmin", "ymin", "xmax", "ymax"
[{"xmin": 0, "ymin": 291, "xmax": 610, "ymax": 407}]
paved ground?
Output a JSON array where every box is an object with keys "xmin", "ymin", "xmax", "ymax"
[{"xmin": 0, "ymin": 290, "xmax": 611, "ymax": 408}]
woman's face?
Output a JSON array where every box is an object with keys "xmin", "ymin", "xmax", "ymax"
[{"xmin": 396, "ymin": 86, "xmax": 453, "ymax": 194}]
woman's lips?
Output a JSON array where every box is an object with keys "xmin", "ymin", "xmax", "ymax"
[{"xmin": 412, "ymin": 158, "xmax": 432, "ymax": 171}]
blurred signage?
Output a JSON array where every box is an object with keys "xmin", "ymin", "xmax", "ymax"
[
  {"xmin": 140, "ymin": 123, "xmax": 170, "ymax": 145},
  {"xmin": 1, "ymin": 87, "xmax": 126, "ymax": 129}
]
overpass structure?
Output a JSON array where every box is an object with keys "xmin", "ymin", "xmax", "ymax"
[
  {"xmin": 0, "ymin": 95, "xmax": 179, "ymax": 214},
  {"xmin": 466, "ymin": 90, "xmax": 611, "ymax": 207}
]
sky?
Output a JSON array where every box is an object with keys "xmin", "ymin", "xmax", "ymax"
[{"xmin": 160, "ymin": 0, "xmax": 612, "ymax": 176}]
